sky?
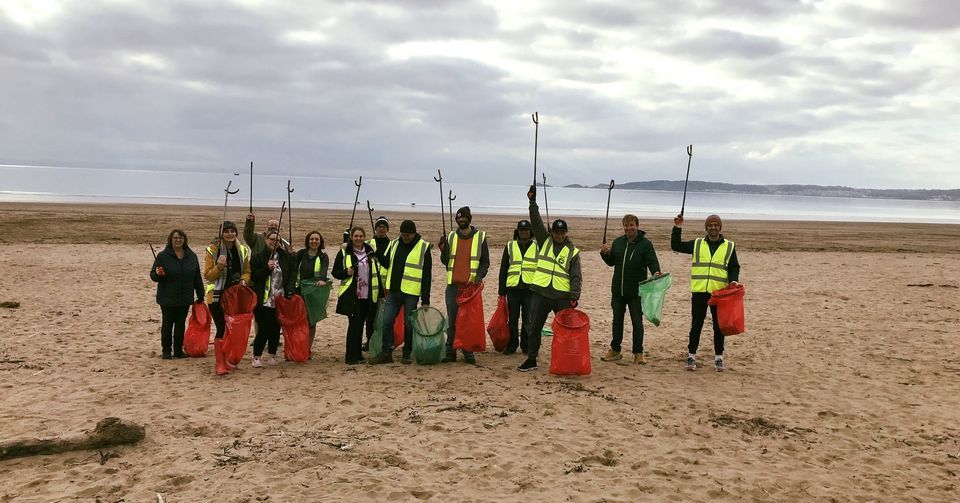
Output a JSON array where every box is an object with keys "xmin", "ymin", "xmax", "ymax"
[{"xmin": 1, "ymin": 0, "xmax": 958, "ymax": 190}]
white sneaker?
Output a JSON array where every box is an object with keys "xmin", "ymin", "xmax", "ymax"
[
  {"xmin": 266, "ymin": 355, "xmax": 279, "ymax": 366},
  {"xmin": 252, "ymin": 358, "xmax": 263, "ymax": 368}
]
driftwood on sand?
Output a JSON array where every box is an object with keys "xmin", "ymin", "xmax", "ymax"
[{"xmin": 0, "ymin": 417, "xmax": 145, "ymax": 461}]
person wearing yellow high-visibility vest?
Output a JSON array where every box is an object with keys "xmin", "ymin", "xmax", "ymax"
[
  {"xmin": 437, "ymin": 206, "xmax": 490, "ymax": 364},
  {"xmin": 362, "ymin": 216, "xmax": 391, "ymax": 352},
  {"xmin": 294, "ymin": 230, "xmax": 330, "ymax": 354},
  {"xmin": 672, "ymin": 213, "xmax": 741, "ymax": 372},
  {"xmin": 497, "ymin": 220, "xmax": 537, "ymax": 355},
  {"xmin": 369, "ymin": 220, "xmax": 433, "ymax": 365},
  {"xmin": 333, "ymin": 227, "xmax": 386, "ymax": 365},
  {"xmin": 517, "ymin": 186, "xmax": 583, "ymax": 372},
  {"xmin": 203, "ymin": 221, "xmax": 251, "ymax": 374},
  {"xmin": 599, "ymin": 214, "xmax": 662, "ymax": 365},
  {"xmin": 249, "ymin": 231, "xmax": 297, "ymax": 368}
]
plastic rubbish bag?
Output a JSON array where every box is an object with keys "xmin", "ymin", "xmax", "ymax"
[
  {"xmin": 369, "ymin": 302, "xmax": 406, "ymax": 355},
  {"xmin": 410, "ymin": 306, "xmax": 448, "ymax": 365},
  {"xmin": 220, "ymin": 284, "xmax": 256, "ymax": 366},
  {"xmin": 453, "ymin": 282, "xmax": 486, "ymax": 353},
  {"xmin": 486, "ymin": 295, "xmax": 510, "ymax": 352},
  {"xmin": 299, "ymin": 281, "xmax": 332, "ymax": 325},
  {"xmin": 550, "ymin": 308, "xmax": 591, "ymax": 376},
  {"xmin": 275, "ymin": 294, "xmax": 310, "ymax": 362},
  {"xmin": 637, "ymin": 273, "xmax": 672, "ymax": 326},
  {"xmin": 184, "ymin": 301, "xmax": 211, "ymax": 357},
  {"xmin": 707, "ymin": 283, "xmax": 745, "ymax": 336}
]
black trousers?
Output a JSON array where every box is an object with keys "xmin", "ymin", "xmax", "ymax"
[
  {"xmin": 505, "ymin": 289, "xmax": 534, "ymax": 352},
  {"xmin": 347, "ymin": 299, "xmax": 371, "ymax": 362},
  {"xmin": 527, "ymin": 293, "xmax": 572, "ymax": 361},
  {"xmin": 364, "ymin": 299, "xmax": 378, "ymax": 343},
  {"xmin": 210, "ymin": 302, "xmax": 226, "ymax": 340},
  {"xmin": 689, "ymin": 292, "xmax": 724, "ymax": 356},
  {"xmin": 610, "ymin": 294, "xmax": 644, "ymax": 354},
  {"xmin": 160, "ymin": 305, "xmax": 190, "ymax": 355},
  {"xmin": 253, "ymin": 305, "xmax": 281, "ymax": 357}
]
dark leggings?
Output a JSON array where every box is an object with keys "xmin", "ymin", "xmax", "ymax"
[
  {"xmin": 253, "ymin": 305, "xmax": 281, "ymax": 357},
  {"xmin": 346, "ymin": 299, "xmax": 371, "ymax": 362},
  {"xmin": 160, "ymin": 305, "xmax": 190, "ymax": 354},
  {"xmin": 689, "ymin": 292, "xmax": 724, "ymax": 356},
  {"xmin": 210, "ymin": 302, "xmax": 226, "ymax": 339}
]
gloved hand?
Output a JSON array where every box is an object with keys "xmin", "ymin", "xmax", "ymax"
[
  {"xmin": 527, "ymin": 184, "xmax": 536, "ymax": 202},
  {"xmin": 437, "ymin": 236, "xmax": 447, "ymax": 252},
  {"xmin": 569, "ymin": 300, "xmax": 578, "ymax": 308},
  {"xmin": 155, "ymin": 266, "xmax": 166, "ymax": 277}
]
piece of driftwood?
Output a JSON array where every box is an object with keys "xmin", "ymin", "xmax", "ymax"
[{"xmin": 0, "ymin": 417, "xmax": 145, "ymax": 461}]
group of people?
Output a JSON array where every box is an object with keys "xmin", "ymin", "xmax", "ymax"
[{"xmin": 149, "ymin": 186, "xmax": 741, "ymax": 373}]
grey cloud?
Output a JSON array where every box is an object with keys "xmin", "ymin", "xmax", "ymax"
[{"xmin": 668, "ymin": 29, "xmax": 787, "ymax": 60}]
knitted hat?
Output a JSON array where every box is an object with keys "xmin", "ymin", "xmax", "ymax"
[
  {"xmin": 704, "ymin": 214, "xmax": 722, "ymax": 230},
  {"xmin": 375, "ymin": 216, "xmax": 389, "ymax": 229},
  {"xmin": 456, "ymin": 206, "xmax": 472, "ymax": 222},
  {"xmin": 222, "ymin": 221, "xmax": 238, "ymax": 232},
  {"xmin": 400, "ymin": 220, "xmax": 417, "ymax": 234}
]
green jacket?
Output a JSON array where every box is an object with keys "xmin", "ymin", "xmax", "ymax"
[{"xmin": 600, "ymin": 232, "xmax": 661, "ymax": 298}]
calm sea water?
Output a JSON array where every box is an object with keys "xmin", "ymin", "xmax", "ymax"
[{"xmin": 3, "ymin": 164, "xmax": 959, "ymax": 224}]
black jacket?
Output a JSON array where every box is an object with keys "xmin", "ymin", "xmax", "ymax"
[
  {"xmin": 249, "ymin": 248, "xmax": 297, "ymax": 307},
  {"xmin": 295, "ymin": 248, "xmax": 331, "ymax": 286},
  {"xmin": 332, "ymin": 243, "xmax": 385, "ymax": 316},
  {"xmin": 671, "ymin": 226, "xmax": 740, "ymax": 283},
  {"xmin": 386, "ymin": 234, "xmax": 432, "ymax": 306},
  {"xmin": 150, "ymin": 246, "xmax": 204, "ymax": 307},
  {"xmin": 601, "ymin": 232, "xmax": 661, "ymax": 298}
]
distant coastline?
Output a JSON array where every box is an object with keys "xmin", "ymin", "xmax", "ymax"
[{"xmin": 563, "ymin": 180, "xmax": 960, "ymax": 202}]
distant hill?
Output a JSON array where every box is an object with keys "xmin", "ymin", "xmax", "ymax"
[{"xmin": 562, "ymin": 180, "xmax": 960, "ymax": 201}]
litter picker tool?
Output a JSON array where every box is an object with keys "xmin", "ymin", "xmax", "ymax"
[
  {"xmin": 531, "ymin": 112, "xmax": 539, "ymax": 186},
  {"xmin": 216, "ymin": 180, "xmax": 240, "ymax": 260},
  {"xmin": 248, "ymin": 161, "xmax": 254, "ymax": 213},
  {"xmin": 680, "ymin": 144, "xmax": 693, "ymax": 218},
  {"xmin": 448, "ymin": 190, "xmax": 456, "ymax": 230},
  {"xmin": 345, "ymin": 177, "xmax": 362, "ymax": 242},
  {"xmin": 542, "ymin": 173, "xmax": 550, "ymax": 223},
  {"xmin": 366, "ymin": 200, "xmax": 385, "ymax": 301},
  {"xmin": 149, "ymin": 243, "xmax": 157, "ymax": 260},
  {"xmin": 602, "ymin": 179, "xmax": 615, "ymax": 244},
  {"xmin": 286, "ymin": 179, "xmax": 294, "ymax": 247},
  {"xmin": 275, "ymin": 201, "xmax": 287, "ymax": 254},
  {"xmin": 434, "ymin": 169, "xmax": 446, "ymax": 238}
]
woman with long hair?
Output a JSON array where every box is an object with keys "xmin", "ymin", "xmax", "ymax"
[
  {"xmin": 249, "ymin": 231, "xmax": 296, "ymax": 368},
  {"xmin": 295, "ymin": 230, "xmax": 330, "ymax": 355},
  {"xmin": 150, "ymin": 229, "xmax": 204, "ymax": 359},
  {"xmin": 331, "ymin": 227, "xmax": 383, "ymax": 364}
]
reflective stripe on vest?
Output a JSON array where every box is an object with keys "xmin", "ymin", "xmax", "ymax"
[
  {"xmin": 505, "ymin": 239, "xmax": 538, "ymax": 287},
  {"xmin": 531, "ymin": 240, "xmax": 580, "ymax": 292},
  {"xmin": 690, "ymin": 238, "xmax": 734, "ymax": 293},
  {"xmin": 366, "ymin": 238, "xmax": 388, "ymax": 288},
  {"xmin": 445, "ymin": 230, "xmax": 486, "ymax": 284},
  {"xmin": 385, "ymin": 239, "xmax": 431, "ymax": 296},
  {"xmin": 296, "ymin": 253, "xmax": 323, "ymax": 287}
]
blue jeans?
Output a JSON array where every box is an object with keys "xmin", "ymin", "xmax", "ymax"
[
  {"xmin": 444, "ymin": 284, "xmax": 474, "ymax": 357},
  {"xmin": 611, "ymin": 294, "xmax": 644, "ymax": 354},
  {"xmin": 382, "ymin": 291, "xmax": 419, "ymax": 355}
]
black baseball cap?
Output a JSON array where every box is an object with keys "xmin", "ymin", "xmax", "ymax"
[
  {"xmin": 550, "ymin": 219, "xmax": 568, "ymax": 232},
  {"xmin": 516, "ymin": 220, "xmax": 531, "ymax": 230}
]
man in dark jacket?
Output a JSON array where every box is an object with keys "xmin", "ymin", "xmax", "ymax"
[
  {"xmin": 438, "ymin": 206, "xmax": 490, "ymax": 364},
  {"xmin": 369, "ymin": 220, "xmax": 432, "ymax": 364},
  {"xmin": 498, "ymin": 220, "xmax": 537, "ymax": 355},
  {"xmin": 600, "ymin": 214, "xmax": 661, "ymax": 364},
  {"xmin": 672, "ymin": 213, "xmax": 740, "ymax": 372},
  {"xmin": 363, "ymin": 216, "xmax": 392, "ymax": 352}
]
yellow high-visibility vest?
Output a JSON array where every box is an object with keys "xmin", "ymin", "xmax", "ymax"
[
  {"xmin": 531, "ymin": 240, "xmax": 580, "ymax": 292},
  {"xmin": 385, "ymin": 239, "xmax": 431, "ymax": 296},
  {"xmin": 205, "ymin": 243, "xmax": 251, "ymax": 297},
  {"xmin": 690, "ymin": 238, "xmax": 734, "ymax": 293},
  {"xmin": 338, "ymin": 250, "xmax": 380, "ymax": 301},
  {"xmin": 296, "ymin": 252, "xmax": 323, "ymax": 287},
  {"xmin": 445, "ymin": 230, "xmax": 486, "ymax": 284},
  {"xmin": 505, "ymin": 239, "xmax": 538, "ymax": 287}
]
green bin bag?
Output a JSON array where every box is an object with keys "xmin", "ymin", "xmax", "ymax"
[
  {"xmin": 299, "ymin": 281, "xmax": 332, "ymax": 325},
  {"xmin": 410, "ymin": 306, "xmax": 447, "ymax": 365},
  {"xmin": 637, "ymin": 273, "xmax": 672, "ymax": 326}
]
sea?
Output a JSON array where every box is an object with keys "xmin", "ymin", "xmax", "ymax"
[{"xmin": 2, "ymin": 164, "xmax": 959, "ymax": 224}]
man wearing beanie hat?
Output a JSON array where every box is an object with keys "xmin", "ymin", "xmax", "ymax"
[
  {"xmin": 370, "ymin": 219, "xmax": 433, "ymax": 364},
  {"xmin": 362, "ymin": 216, "xmax": 392, "ymax": 352},
  {"xmin": 600, "ymin": 214, "xmax": 662, "ymax": 365},
  {"xmin": 672, "ymin": 213, "xmax": 741, "ymax": 372},
  {"xmin": 497, "ymin": 219, "xmax": 538, "ymax": 354},
  {"xmin": 438, "ymin": 206, "xmax": 490, "ymax": 364},
  {"xmin": 516, "ymin": 186, "xmax": 583, "ymax": 372}
]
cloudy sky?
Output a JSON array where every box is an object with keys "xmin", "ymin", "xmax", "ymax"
[{"xmin": 2, "ymin": 0, "xmax": 958, "ymax": 190}]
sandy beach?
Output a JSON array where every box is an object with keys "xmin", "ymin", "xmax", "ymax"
[{"xmin": 0, "ymin": 202, "xmax": 958, "ymax": 502}]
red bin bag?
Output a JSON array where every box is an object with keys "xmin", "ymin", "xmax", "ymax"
[
  {"xmin": 220, "ymin": 284, "xmax": 256, "ymax": 366},
  {"xmin": 184, "ymin": 301, "xmax": 211, "ymax": 357},
  {"xmin": 275, "ymin": 294, "xmax": 310, "ymax": 362},
  {"xmin": 550, "ymin": 308, "xmax": 591, "ymax": 376},
  {"xmin": 486, "ymin": 295, "xmax": 510, "ymax": 353},
  {"xmin": 707, "ymin": 284, "xmax": 745, "ymax": 336},
  {"xmin": 394, "ymin": 310, "xmax": 405, "ymax": 348},
  {"xmin": 453, "ymin": 282, "xmax": 486, "ymax": 353}
]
